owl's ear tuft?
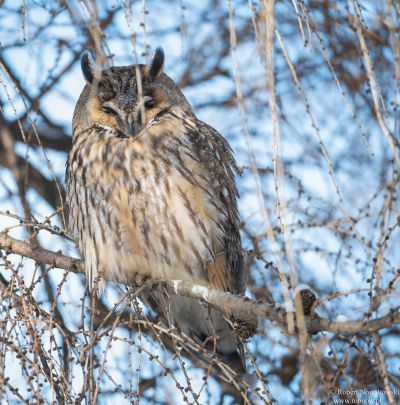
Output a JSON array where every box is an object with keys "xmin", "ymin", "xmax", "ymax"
[
  {"xmin": 146, "ymin": 47, "xmax": 165, "ymax": 80},
  {"xmin": 81, "ymin": 51, "xmax": 96, "ymax": 84}
]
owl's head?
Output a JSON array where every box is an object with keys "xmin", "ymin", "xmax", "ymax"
[{"xmin": 73, "ymin": 48, "xmax": 192, "ymax": 137}]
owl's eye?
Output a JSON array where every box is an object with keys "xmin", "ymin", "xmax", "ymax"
[
  {"xmin": 144, "ymin": 98, "xmax": 155, "ymax": 109},
  {"xmin": 102, "ymin": 106, "xmax": 118, "ymax": 115}
]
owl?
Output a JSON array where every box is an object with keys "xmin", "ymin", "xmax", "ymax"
[{"xmin": 66, "ymin": 48, "xmax": 257, "ymax": 375}]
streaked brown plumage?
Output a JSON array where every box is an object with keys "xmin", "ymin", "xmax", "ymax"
[{"xmin": 66, "ymin": 48, "xmax": 257, "ymax": 372}]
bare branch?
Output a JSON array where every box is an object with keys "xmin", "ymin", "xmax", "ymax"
[
  {"xmin": 1, "ymin": 233, "xmax": 398, "ymax": 337},
  {"xmin": 0, "ymin": 233, "xmax": 80, "ymax": 272}
]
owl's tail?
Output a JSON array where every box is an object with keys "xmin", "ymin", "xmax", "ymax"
[
  {"xmin": 218, "ymin": 336, "xmax": 259, "ymax": 384},
  {"xmin": 144, "ymin": 292, "xmax": 257, "ymax": 386},
  {"xmin": 192, "ymin": 341, "xmax": 257, "ymax": 391}
]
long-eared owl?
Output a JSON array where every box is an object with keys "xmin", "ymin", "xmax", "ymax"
[{"xmin": 66, "ymin": 48, "xmax": 257, "ymax": 373}]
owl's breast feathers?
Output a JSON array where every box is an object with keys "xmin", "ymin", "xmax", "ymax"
[{"xmin": 66, "ymin": 108, "xmax": 245, "ymax": 295}]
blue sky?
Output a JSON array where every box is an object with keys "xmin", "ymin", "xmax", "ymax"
[{"xmin": 0, "ymin": 1, "xmax": 399, "ymax": 403}]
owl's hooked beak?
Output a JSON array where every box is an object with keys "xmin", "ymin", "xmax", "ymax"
[
  {"xmin": 124, "ymin": 113, "xmax": 142, "ymax": 138},
  {"xmin": 101, "ymin": 101, "xmax": 140, "ymax": 138}
]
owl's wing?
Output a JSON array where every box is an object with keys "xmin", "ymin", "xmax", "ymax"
[
  {"xmin": 189, "ymin": 120, "xmax": 245, "ymax": 295},
  {"xmin": 188, "ymin": 120, "xmax": 258, "ymax": 340}
]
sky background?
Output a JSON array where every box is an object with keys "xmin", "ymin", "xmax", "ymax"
[{"xmin": 0, "ymin": 1, "xmax": 399, "ymax": 403}]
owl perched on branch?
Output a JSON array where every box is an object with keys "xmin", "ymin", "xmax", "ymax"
[{"xmin": 66, "ymin": 48, "xmax": 257, "ymax": 374}]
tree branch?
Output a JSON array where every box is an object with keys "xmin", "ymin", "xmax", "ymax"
[
  {"xmin": 0, "ymin": 233, "xmax": 80, "ymax": 272},
  {"xmin": 1, "ymin": 233, "xmax": 399, "ymax": 336}
]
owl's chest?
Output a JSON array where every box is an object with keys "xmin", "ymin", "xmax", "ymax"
[
  {"xmin": 68, "ymin": 130, "xmax": 221, "ymax": 284},
  {"xmin": 110, "ymin": 155, "xmax": 218, "ymax": 271}
]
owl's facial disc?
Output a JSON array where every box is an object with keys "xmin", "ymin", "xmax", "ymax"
[
  {"xmin": 100, "ymin": 100, "xmax": 137, "ymax": 137},
  {"xmin": 101, "ymin": 89, "xmax": 168, "ymax": 138},
  {"xmin": 83, "ymin": 47, "xmax": 172, "ymax": 137},
  {"xmin": 100, "ymin": 97, "xmax": 157, "ymax": 138}
]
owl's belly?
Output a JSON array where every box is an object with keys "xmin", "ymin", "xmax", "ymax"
[{"xmin": 73, "ymin": 159, "xmax": 221, "ymax": 288}]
